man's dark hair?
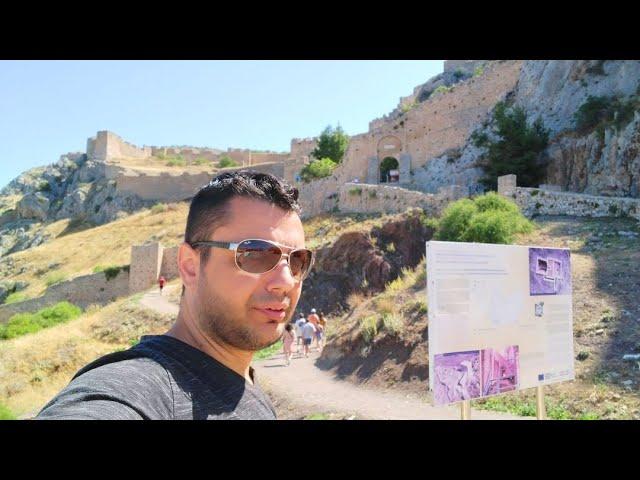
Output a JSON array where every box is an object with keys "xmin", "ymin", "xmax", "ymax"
[{"xmin": 185, "ymin": 170, "xmax": 301, "ymax": 265}]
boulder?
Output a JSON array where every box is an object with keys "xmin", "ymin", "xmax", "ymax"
[{"xmin": 16, "ymin": 192, "xmax": 50, "ymax": 221}]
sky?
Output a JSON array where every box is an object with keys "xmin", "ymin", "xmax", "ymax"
[{"xmin": 0, "ymin": 60, "xmax": 444, "ymax": 189}]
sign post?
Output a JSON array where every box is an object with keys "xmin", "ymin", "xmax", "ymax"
[
  {"xmin": 460, "ymin": 400, "xmax": 471, "ymax": 420},
  {"xmin": 536, "ymin": 385, "xmax": 546, "ymax": 420}
]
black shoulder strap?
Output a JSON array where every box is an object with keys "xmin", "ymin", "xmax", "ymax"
[{"xmin": 72, "ymin": 348, "xmax": 151, "ymax": 381}]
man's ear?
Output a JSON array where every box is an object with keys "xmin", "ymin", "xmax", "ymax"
[{"xmin": 178, "ymin": 242, "xmax": 200, "ymax": 292}]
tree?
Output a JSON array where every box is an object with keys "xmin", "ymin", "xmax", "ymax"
[
  {"xmin": 479, "ymin": 102, "xmax": 549, "ymax": 190},
  {"xmin": 311, "ymin": 125, "xmax": 349, "ymax": 164},
  {"xmin": 299, "ymin": 158, "xmax": 337, "ymax": 183}
]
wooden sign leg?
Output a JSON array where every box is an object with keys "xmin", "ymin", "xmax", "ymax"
[
  {"xmin": 460, "ymin": 400, "xmax": 471, "ymax": 420},
  {"xmin": 536, "ymin": 385, "xmax": 546, "ymax": 420}
]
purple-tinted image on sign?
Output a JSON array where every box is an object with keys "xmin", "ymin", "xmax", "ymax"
[
  {"xmin": 529, "ymin": 247, "xmax": 571, "ymax": 295},
  {"xmin": 481, "ymin": 345, "xmax": 519, "ymax": 396},
  {"xmin": 433, "ymin": 350, "xmax": 481, "ymax": 405}
]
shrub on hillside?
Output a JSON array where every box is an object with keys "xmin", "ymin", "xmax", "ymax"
[
  {"xmin": 218, "ymin": 156, "xmax": 240, "ymax": 168},
  {"xmin": 44, "ymin": 272, "xmax": 67, "ymax": 287},
  {"xmin": 94, "ymin": 264, "xmax": 128, "ymax": 281},
  {"xmin": 435, "ymin": 192, "xmax": 533, "ymax": 244},
  {"xmin": 0, "ymin": 301, "xmax": 82, "ymax": 340},
  {"xmin": 0, "ymin": 403, "xmax": 15, "ymax": 420},
  {"xmin": 165, "ymin": 155, "xmax": 186, "ymax": 167},
  {"xmin": 193, "ymin": 157, "xmax": 209, "ymax": 166},
  {"xmin": 574, "ymin": 94, "xmax": 640, "ymax": 135},
  {"xmin": 3, "ymin": 292, "xmax": 30, "ymax": 305},
  {"xmin": 299, "ymin": 158, "xmax": 337, "ymax": 183},
  {"xmin": 150, "ymin": 203, "xmax": 167, "ymax": 215}
]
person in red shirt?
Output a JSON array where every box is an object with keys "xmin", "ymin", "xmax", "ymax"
[{"xmin": 158, "ymin": 275, "xmax": 166, "ymax": 295}]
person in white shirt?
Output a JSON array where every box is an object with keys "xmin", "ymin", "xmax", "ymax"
[
  {"xmin": 301, "ymin": 321, "xmax": 317, "ymax": 358},
  {"xmin": 294, "ymin": 314, "xmax": 306, "ymax": 353}
]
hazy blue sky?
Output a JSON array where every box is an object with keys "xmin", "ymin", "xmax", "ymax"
[{"xmin": 0, "ymin": 60, "xmax": 443, "ymax": 189}]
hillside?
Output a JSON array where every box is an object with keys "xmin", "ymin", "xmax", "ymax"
[
  {"xmin": 0, "ymin": 202, "xmax": 189, "ymax": 303},
  {"xmin": 318, "ymin": 215, "xmax": 640, "ymax": 420},
  {"xmin": 1, "ymin": 203, "xmax": 638, "ymax": 419}
]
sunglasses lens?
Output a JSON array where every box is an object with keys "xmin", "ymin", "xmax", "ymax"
[
  {"xmin": 236, "ymin": 240, "xmax": 282, "ymax": 274},
  {"xmin": 290, "ymin": 249, "xmax": 313, "ymax": 280}
]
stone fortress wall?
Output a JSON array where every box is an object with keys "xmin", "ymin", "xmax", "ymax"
[
  {"xmin": 497, "ymin": 175, "xmax": 640, "ymax": 222},
  {"xmin": 0, "ymin": 242, "xmax": 180, "ymax": 324}
]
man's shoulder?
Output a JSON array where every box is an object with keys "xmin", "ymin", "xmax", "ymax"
[
  {"xmin": 76, "ymin": 356, "xmax": 171, "ymax": 385},
  {"xmin": 37, "ymin": 357, "xmax": 174, "ymax": 420}
]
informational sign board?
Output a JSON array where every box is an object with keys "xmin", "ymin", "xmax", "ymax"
[{"xmin": 426, "ymin": 241, "xmax": 574, "ymax": 406}]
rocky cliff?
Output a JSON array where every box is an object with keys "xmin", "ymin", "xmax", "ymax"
[{"xmin": 0, "ymin": 153, "xmax": 149, "ymax": 257}]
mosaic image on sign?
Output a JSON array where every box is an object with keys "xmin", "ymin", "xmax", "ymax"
[
  {"xmin": 529, "ymin": 248, "xmax": 571, "ymax": 295},
  {"xmin": 433, "ymin": 350, "xmax": 481, "ymax": 405},
  {"xmin": 481, "ymin": 345, "xmax": 519, "ymax": 396}
]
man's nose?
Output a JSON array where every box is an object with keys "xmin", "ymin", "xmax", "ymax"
[{"xmin": 265, "ymin": 258, "xmax": 298, "ymax": 291}]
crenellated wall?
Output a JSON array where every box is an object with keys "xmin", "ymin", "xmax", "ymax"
[
  {"xmin": 87, "ymin": 131, "xmax": 152, "ymax": 162},
  {"xmin": 114, "ymin": 163, "xmax": 285, "ymax": 203}
]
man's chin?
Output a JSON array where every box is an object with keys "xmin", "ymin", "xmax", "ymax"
[{"xmin": 251, "ymin": 323, "xmax": 284, "ymax": 351}]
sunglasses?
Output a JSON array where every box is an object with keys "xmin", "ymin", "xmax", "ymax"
[{"xmin": 189, "ymin": 238, "xmax": 314, "ymax": 281}]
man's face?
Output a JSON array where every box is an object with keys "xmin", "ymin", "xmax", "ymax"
[{"xmin": 190, "ymin": 196, "xmax": 306, "ymax": 352}]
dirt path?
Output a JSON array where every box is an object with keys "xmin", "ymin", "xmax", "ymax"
[
  {"xmin": 139, "ymin": 288, "xmax": 529, "ymax": 420},
  {"xmin": 253, "ymin": 349, "xmax": 529, "ymax": 420},
  {"xmin": 140, "ymin": 289, "xmax": 179, "ymax": 316}
]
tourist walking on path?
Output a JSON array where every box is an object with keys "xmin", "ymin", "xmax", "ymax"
[
  {"xmin": 295, "ymin": 313, "xmax": 306, "ymax": 352},
  {"xmin": 317, "ymin": 311, "xmax": 327, "ymax": 353},
  {"xmin": 158, "ymin": 275, "xmax": 166, "ymax": 295},
  {"xmin": 307, "ymin": 308, "xmax": 320, "ymax": 350},
  {"xmin": 301, "ymin": 320, "xmax": 316, "ymax": 358},
  {"xmin": 282, "ymin": 324, "xmax": 296, "ymax": 366}
]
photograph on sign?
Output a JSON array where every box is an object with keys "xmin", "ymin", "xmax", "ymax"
[{"xmin": 426, "ymin": 241, "xmax": 574, "ymax": 407}]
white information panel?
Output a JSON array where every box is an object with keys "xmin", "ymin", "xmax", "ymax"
[{"xmin": 426, "ymin": 241, "xmax": 574, "ymax": 406}]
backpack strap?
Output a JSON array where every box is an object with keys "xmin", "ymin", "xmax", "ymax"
[{"xmin": 72, "ymin": 348, "xmax": 151, "ymax": 381}]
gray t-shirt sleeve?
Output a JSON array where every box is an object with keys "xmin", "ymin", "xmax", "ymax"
[{"xmin": 36, "ymin": 358, "xmax": 174, "ymax": 420}]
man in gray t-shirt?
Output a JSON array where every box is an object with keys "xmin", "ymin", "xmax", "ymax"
[{"xmin": 37, "ymin": 171, "xmax": 315, "ymax": 420}]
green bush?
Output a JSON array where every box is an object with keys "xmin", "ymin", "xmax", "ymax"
[
  {"xmin": 435, "ymin": 199, "xmax": 479, "ymax": 241},
  {"xmin": 218, "ymin": 156, "xmax": 240, "ymax": 168},
  {"xmin": 433, "ymin": 85, "xmax": 452, "ymax": 95},
  {"xmin": 473, "ymin": 65, "xmax": 485, "ymax": 77},
  {"xmin": 474, "ymin": 191, "xmax": 520, "ymax": 214},
  {"xmin": 479, "ymin": 101, "xmax": 549, "ymax": 190},
  {"xmin": 574, "ymin": 94, "xmax": 640, "ymax": 134},
  {"xmin": 360, "ymin": 315, "xmax": 379, "ymax": 344},
  {"xmin": 435, "ymin": 193, "xmax": 533, "ymax": 244},
  {"xmin": 193, "ymin": 157, "xmax": 209, "ymax": 166},
  {"xmin": 0, "ymin": 301, "xmax": 82, "ymax": 340},
  {"xmin": 38, "ymin": 181, "xmax": 51, "ymax": 192},
  {"xmin": 45, "ymin": 272, "xmax": 67, "ymax": 287},
  {"xmin": 165, "ymin": 155, "xmax": 186, "ymax": 167},
  {"xmin": 3, "ymin": 292, "xmax": 29, "ymax": 305},
  {"xmin": 150, "ymin": 203, "xmax": 167, "ymax": 215},
  {"xmin": 0, "ymin": 403, "xmax": 16, "ymax": 420},
  {"xmin": 94, "ymin": 264, "xmax": 126, "ymax": 281},
  {"xmin": 401, "ymin": 102, "xmax": 418, "ymax": 113},
  {"xmin": 300, "ymin": 158, "xmax": 337, "ymax": 183},
  {"xmin": 381, "ymin": 313, "xmax": 403, "ymax": 335}
]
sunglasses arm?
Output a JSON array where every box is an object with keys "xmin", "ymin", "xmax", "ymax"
[{"xmin": 190, "ymin": 241, "xmax": 239, "ymax": 251}]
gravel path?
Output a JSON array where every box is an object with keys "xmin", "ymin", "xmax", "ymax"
[{"xmin": 140, "ymin": 288, "xmax": 530, "ymax": 420}]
